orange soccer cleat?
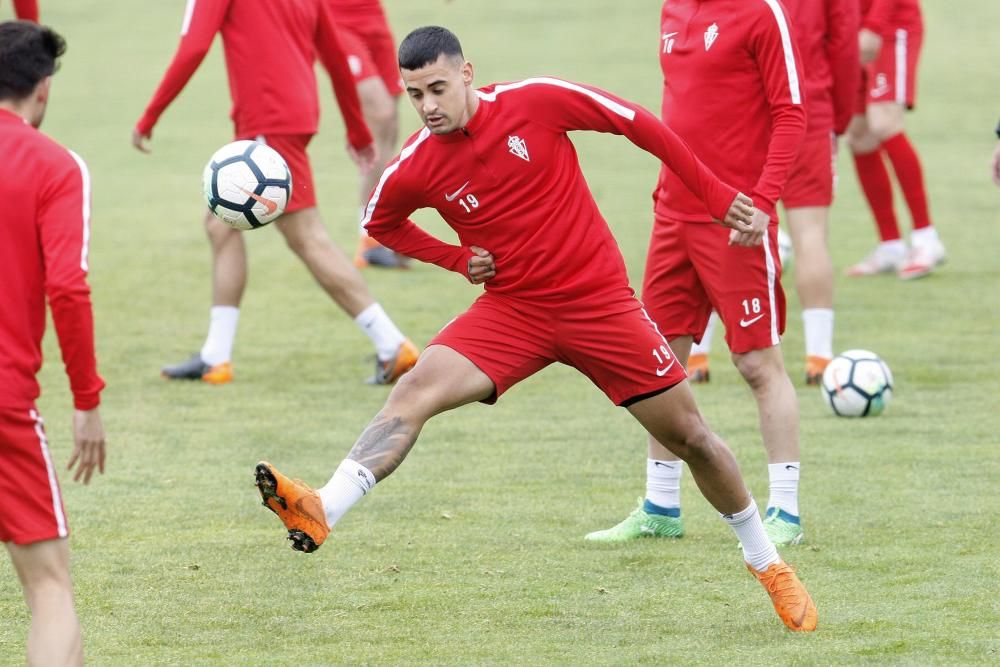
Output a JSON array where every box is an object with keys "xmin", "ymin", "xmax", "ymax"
[
  {"xmin": 369, "ymin": 339, "xmax": 419, "ymax": 385},
  {"xmin": 354, "ymin": 235, "xmax": 411, "ymax": 269},
  {"xmin": 161, "ymin": 353, "xmax": 233, "ymax": 385},
  {"xmin": 686, "ymin": 353, "xmax": 710, "ymax": 384},
  {"xmin": 804, "ymin": 355, "xmax": 831, "ymax": 386},
  {"xmin": 255, "ymin": 461, "xmax": 329, "ymax": 553},
  {"xmin": 748, "ymin": 560, "xmax": 818, "ymax": 632}
]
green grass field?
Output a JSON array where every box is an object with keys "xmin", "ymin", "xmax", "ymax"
[{"xmin": 2, "ymin": 0, "xmax": 999, "ymax": 664}]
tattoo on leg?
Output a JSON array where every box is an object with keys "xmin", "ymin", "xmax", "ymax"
[{"xmin": 347, "ymin": 413, "xmax": 418, "ymax": 481}]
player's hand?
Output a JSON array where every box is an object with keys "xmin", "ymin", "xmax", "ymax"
[
  {"xmin": 467, "ymin": 245, "xmax": 495, "ymax": 284},
  {"xmin": 728, "ymin": 208, "xmax": 768, "ymax": 248},
  {"xmin": 859, "ymin": 28, "xmax": 882, "ymax": 65},
  {"xmin": 991, "ymin": 140, "xmax": 1000, "ymax": 187},
  {"xmin": 132, "ymin": 127, "xmax": 152, "ymax": 154},
  {"xmin": 69, "ymin": 408, "xmax": 106, "ymax": 485},
  {"xmin": 721, "ymin": 192, "xmax": 755, "ymax": 233},
  {"xmin": 348, "ymin": 142, "xmax": 379, "ymax": 172}
]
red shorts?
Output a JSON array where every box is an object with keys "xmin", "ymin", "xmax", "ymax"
[
  {"xmin": 338, "ymin": 25, "xmax": 404, "ymax": 97},
  {"xmin": 242, "ymin": 133, "xmax": 316, "ymax": 213},
  {"xmin": 642, "ymin": 219, "xmax": 786, "ymax": 354},
  {"xmin": 857, "ymin": 29, "xmax": 922, "ymax": 111},
  {"xmin": 0, "ymin": 407, "xmax": 69, "ymax": 545},
  {"xmin": 429, "ymin": 291, "xmax": 687, "ymax": 406},
  {"xmin": 782, "ymin": 131, "xmax": 836, "ymax": 209}
]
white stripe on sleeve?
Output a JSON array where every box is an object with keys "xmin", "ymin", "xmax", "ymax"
[
  {"xmin": 67, "ymin": 150, "xmax": 92, "ymax": 273},
  {"xmin": 181, "ymin": 0, "xmax": 198, "ymax": 35},
  {"xmin": 361, "ymin": 127, "xmax": 432, "ymax": 227},
  {"xmin": 476, "ymin": 77, "xmax": 637, "ymax": 121},
  {"xmin": 761, "ymin": 0, "xmax": 802, "ymax": 105}
]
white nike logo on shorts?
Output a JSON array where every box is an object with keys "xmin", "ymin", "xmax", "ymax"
[{"xmin": 739, "ymin": 314, "xmax": 765, "ymax": 327}]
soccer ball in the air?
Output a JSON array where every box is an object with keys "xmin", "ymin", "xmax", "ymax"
[
  {"xmin": 820, "ymin": 349, "xmax": 894, "ymax": 417},
  {"xmin": 202, "ymin": 140, "xmax": 292, "ymax": 230}
]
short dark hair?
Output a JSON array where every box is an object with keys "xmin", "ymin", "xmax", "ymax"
[
  {"xmin": 398, "ymin": 26, "xmax": 464, "ymax": 71},
  {"xmin": 0, "ymin": 21, "xmax": 66, "ymax": 102}
]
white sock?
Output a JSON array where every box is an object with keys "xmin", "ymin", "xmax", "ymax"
[
  {"xmin": 767, "ymin": 462, "xmax": 800, "ymax": 517},
  {"xmin": 317, "ymin": 459, "xmax": 377, "ymax": 528},
  {"xmin": 690, "ymin": 311, "xmax": 718, "ymax": 356},
  {"xmin": 723, "ymin": 499, "xmax": 780, "ymax": 572},
  {"xmin": 910, "ymin": 226, "xmax": 939, "ymax": 247},
  {"xmin": 802, "ymin": 309, "xmax": 833, "ymax": 359},
  {"xmin": 645, "ymin": 459, "xmax": 683, "ymax": 509},
  {"xmin": 354, "ymin": 303, "xmax": 406, "ymax": 361},
  {"xmin": 879, "ymin": 239, "xmax": 907, "ymax": 256},
  {"xmin": 200, "ymin": 306, "xmax": 239, "ymax": 365}
]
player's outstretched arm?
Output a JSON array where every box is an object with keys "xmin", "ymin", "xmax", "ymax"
[
  {"xmin": 69, "ymin": 408, "xmax": 106, "ymax": 484},
  {"xmin": 315, "ymin": 2, "xmax": 374, "ymax": 152}
]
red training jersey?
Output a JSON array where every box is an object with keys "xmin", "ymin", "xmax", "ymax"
[
  {"xmin": 136, "ymin": 0, "xmax": 372, "ymax": 149},
  {"xmin": 861, "ymin": 0, "xmax": 923, "ymax": 37},
  {"xmin": 784, "ymin": 0, "xmax": 860, "ymax": 135},
  {"xmin": 0, "ymin": 109, "xmax": 104, "ymax": 411},
  {"xmin": 326, "ymin": 0, "xmax": 389, "ymax": 32},
  {"xmin": 656, "ymin": 0, "xmax": 806, "ymax": 221},
  {"xmin": 363, "ymin": 77, "xmax": 738, "ymax": 303},
  {"xmin": 12, "ymin": 0, "xmax": 38, "ymax": 21}
]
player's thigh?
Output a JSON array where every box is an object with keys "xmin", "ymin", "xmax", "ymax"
[
  {"xmin": 689, "ymin": 223, "xmax": 785, "ymax": 355},
  {"xmin": 641, "ymin": 217, "xmax": 713, "ymax": 341},
  {"xmin": 785, "ymin": 206, "xmax": 830, "ymax": 268},
  {"xmin": 249, "ymin": 134, "xmax": 316, "ymax": 213},
  {"xmin": 0, "ymin": 409, "xmax": 68, "ymax": 547},
  {"xmin": 356, "ymin": 77, "xmax": 396, "ymax": 128},
  {"xmin": 847, "ymin": 113, "xmax": 880, "ymax": 154},
  {"xmin": 6, "ymin": 538, "xmax": 72, "ymax": 595},
  {"xmin": 625, "ymin": 380, "xmax": 710, "ymax": 452},
  {"xmin": 385, "ymin": 344, "xmax": 496, "ymax": 419},
  {"xmin": 428, "ymin": 294, "xmax": 557, "ymax": 405}
]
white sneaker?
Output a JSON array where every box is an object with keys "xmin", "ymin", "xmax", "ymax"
[
  {"xmin": 845, "ymin": 244, "xmax": 907, "ymax": 277},
  {"xmin": 897, "ymin": 238, "xmax": 946, "ymax": 280}
]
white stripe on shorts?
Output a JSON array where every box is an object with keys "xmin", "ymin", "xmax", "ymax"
[
  {"xmin": 761, "ymin": 229, "xmax": 780, "ymax": 346},
  {"xmin": 29, "ymin": 409, "xmax": 68, "ymax": 538},
  {"xmin": 895, "ymin": 29, "xmax": 908, "ymax": 105}
]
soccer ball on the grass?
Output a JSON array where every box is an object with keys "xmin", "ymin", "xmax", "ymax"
[
  {"xmin": 202, "ymin": 140, "xmax": 292, "ymax": 230},
  {"xmin": 820, "ymin": 349, "xmax": 894, "ymax": 417}
]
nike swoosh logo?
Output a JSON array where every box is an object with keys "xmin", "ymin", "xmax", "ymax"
[
  {"xmin": 239, "ymin": 187, "xmax": 278, "ymax": 215},
  {"xmin": 739, "ymin": 314, "xmax": 765, "ymax": 328},
  {"xmin": 444, "ymin": 181, "xmax": 470, "ymax": 201},
  {"xmin": 655, "ymin": 358, "xmax": 676, "ymax": 377},
  {"xmin": 653, "ymin": 461, "xmax": 677, "ymax": 469},
  {"xmin": 785, "ymin": 464, "xmax": 799, "ymax": 471}
]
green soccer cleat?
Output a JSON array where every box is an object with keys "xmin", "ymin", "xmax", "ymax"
[
  {"xmin": 763, "ymin": 507, "xmax": 804, "ymax": 546},
  {"xmin": 584, "ymin": 498, "xmax": 684, "ymax": 542}
]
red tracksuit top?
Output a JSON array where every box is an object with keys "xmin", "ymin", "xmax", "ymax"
[
  {"xmin": 136, "ymin": 0, "xmax": 372, "ymax": 149},
  {"xmin": 0, "ymin": 110, "xmax": 104, "ymax": 411},
  {"xmin": 861, "ymin": 0, "xmax": 923, "ymax": 36},
  {"xmin": 783, "ymin": 0, "xmax": 860, "ymax": 136},
  {"xmin": 656, "ymin": 0, "xmax": 806, "ymax": 221},
  {"xmin": 326, "ymin": 0, "xmax": 389, "ymax": 32},
  {"xmin": 363, "ymin": 78, "xmax": 738, "ymax": 302}
]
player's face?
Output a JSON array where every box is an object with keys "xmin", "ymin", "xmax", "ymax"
[{"xmin": 401, "ymin": 55, "xmax": 475, "ymax": 135}]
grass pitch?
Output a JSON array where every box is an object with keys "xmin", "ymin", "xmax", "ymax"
[{"xmin": 1, "ymin": 0, "xmax": 998, "ymax": 664}]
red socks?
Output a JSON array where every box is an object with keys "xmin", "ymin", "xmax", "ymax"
[
  {"xmin": 881, "ymin": 132, "xmax": 932, "ymax": 230},
  {"xmin": 853, "ymin": 150, "xmax": 900, "ymax": 242}
]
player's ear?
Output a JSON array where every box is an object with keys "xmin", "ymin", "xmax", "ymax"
[
  {"xmin": 461, "ymin": 61, "xmax": 474, "ymax": 86},
  {"xmin": 35, "ymin": 76, "xmax": 52, "ymax": 105}
]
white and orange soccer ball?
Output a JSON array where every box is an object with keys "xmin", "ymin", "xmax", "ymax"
[
  {"xmin": 202, "ymin": 140, "xmax": 292, "ymax": 230},
  {"xmin": 820, "ymin": 349, "xmax": 894, "ymax": 418}
]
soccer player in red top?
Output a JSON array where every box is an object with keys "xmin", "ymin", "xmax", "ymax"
[
  {"xmin": 328, "ymin": 0, "xmax": 410, "ymax": 268},
  {"xmin": 846, "ymin": 0, "xmax": 946, "ymax": 279},
  {"xmin": 586, "ymin": 0, "xmax": 810, "ymax": 548},
  {"xmin": 133, "ymin": 0, "xmax": 418, "ymax": 386},
  {"xmin": 254, "ymin": 26, "xmax": 817, "ymax": 632},
  {"xmin": 684, "ymin": 0, "xmax": 860, "ymax": 385},
  {"xmin": 0, "ymin": 21, "xmax": 107, "ymax": 665}
]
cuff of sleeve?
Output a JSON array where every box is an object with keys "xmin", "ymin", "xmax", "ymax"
[
  {"xmin": 710, "ymin": 185, "xmax": 739, "ymax": 221},
  {"xmin": 749, "ymin": 191, "xmax": 777, "ymax": 217},
  {"xmin": 347, "ymin": 129, "xmax": 374, "ymax": 152},
  {"xmin": 73, "ymin": 393, "xmax": 101, "ymax": 411},
  {"xmin": 135, "ymin": 114, "xmax": 155, "ymax": 136}
]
